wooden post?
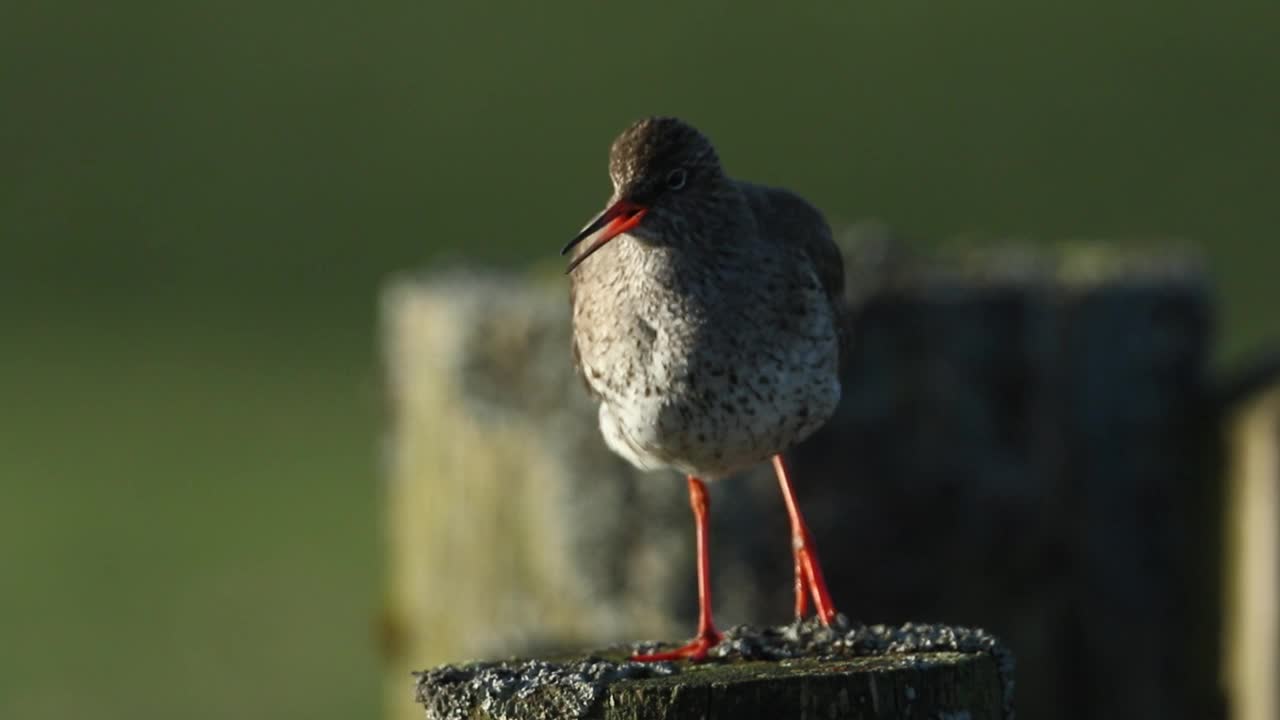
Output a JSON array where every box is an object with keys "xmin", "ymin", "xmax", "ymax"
[
  {"xmin": 380, "ymin": 232, "xmax": 1222, "ymax": 720},
  {"xmin": 1224, "ymin": 382, "xmax": 1280, "ymax": 720},
  {"xmin": 414, "ymin": 621, "xmax": 1013, "ymax": 720}
]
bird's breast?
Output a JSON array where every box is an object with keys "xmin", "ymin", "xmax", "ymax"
[{"xmin": 570, "ymin": 236, "xmax": 841, "ymax": 477}]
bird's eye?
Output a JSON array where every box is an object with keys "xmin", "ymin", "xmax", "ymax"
[{"xmin": 666, "ymin": 168, "xmax": 688, "ymax": 191}]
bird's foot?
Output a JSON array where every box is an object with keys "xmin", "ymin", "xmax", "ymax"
[{"xmin": 630, "ymin": 629, "xmax": 723, "ymax": 663}]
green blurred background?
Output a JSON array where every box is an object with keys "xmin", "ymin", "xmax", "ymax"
[{"xmin": 2, "ymin": 1, "xmax": 1276, "ymax": 718}]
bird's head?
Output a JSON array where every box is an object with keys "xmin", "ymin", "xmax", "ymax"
[{"xmin": 562, "ymin": 117, "xmax": 727, "ymax": 273}]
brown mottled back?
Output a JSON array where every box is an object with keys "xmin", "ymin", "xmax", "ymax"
[{"xmin": 738, "ymin": 181, "xmax": 846, "ymax": 337}]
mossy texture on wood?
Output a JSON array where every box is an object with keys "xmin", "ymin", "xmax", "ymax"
[{"xmin": 414, "ymin": 621, "xmax": 1013, "ymax": 720}]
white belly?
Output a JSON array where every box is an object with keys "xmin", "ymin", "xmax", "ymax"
[
  {"xmin": 571, "ymin": 234, "xmax": 842, "ymax": 479},
  {"xmin": 597, "ymin": 361, "xmax": 840, "ymax": 479}
]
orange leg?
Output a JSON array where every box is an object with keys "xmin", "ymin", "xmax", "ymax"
[
  {"xmin": 772, "ymin": 454, "xmax": 838, "ymax": 625},
  {"xmin": 631, "ymin": 476, "xmax": 723, "ymax": 662}
]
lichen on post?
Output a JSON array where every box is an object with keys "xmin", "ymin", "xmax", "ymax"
[{"xmin": 414, "ymin": 620, "xmax": 1014, "ymax": 720}]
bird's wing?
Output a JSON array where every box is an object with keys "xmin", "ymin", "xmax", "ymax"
[
  {"xmin": 741, "ymin": 182, "xmax": 846, "ymax": 316},
  {"xmin": 739, "ymin": 182, "xmax": 848, "ymax": 368}
]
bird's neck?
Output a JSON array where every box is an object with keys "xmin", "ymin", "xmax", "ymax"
[{"xmin": 571, "ymin": 180, "xmax": 758, "ymax": 307}]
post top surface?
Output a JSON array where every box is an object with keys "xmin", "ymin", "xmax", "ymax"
[{"xmin": 414, "ymin": 620, "xmax": 1014, "ymax": 720}]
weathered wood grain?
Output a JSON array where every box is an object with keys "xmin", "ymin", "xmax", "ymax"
[{"xmin": 414, "ymin": 621, "xmax": 1013, "ymax": 720}]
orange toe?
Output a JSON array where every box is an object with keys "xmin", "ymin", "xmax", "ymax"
[{"xmin": 630, "ymin": 630, "xmax": 722, "ymax": 662}]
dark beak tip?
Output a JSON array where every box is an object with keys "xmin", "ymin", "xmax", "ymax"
[{"xmin": 562, "ymin": 198, "xmax": 646, "ymax": 273}]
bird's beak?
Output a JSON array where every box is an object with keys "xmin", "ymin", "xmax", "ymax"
[{"xmin": 561, "ymin": 198, "xmax": 648, "ymax": 273}]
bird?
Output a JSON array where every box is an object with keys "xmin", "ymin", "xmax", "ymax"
[{"xmin": 562, "ymin": 116, "xmax": 845, "ymax": 662}]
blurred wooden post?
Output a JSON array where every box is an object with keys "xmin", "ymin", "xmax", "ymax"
[
  {"xmin": 1225, "ymin": 383, "xmax": 1280, "ymax": 720},
  {"xmin": 380, "ymin": 233, "xmax": 1223, "ymax": 720},
  {"xmin": 1053, "ymin": 254, "xmax": 1219, "ymax": 719}
]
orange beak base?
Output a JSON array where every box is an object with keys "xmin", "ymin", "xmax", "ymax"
[{"xmin": 562, "ymin": 199, "xmax": 648, "ymax": 273}]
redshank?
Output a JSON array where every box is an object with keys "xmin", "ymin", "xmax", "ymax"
[{"xmin": 562, "ymin": 117, "xmax": 844, "ymax": 661}]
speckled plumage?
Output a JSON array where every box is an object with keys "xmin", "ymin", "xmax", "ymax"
[{"xmin": 568, "ymin": 117, "xmax": 845, "ymax": 479}]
